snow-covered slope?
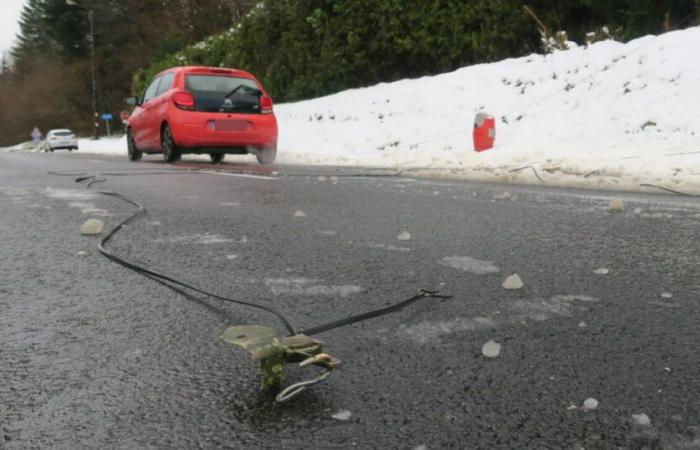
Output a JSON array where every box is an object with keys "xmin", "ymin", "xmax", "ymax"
[
  {"xmin": 5, "ymin": 27, "xmax": 700, "ymax": 193},
  {"xmin": 275, "ymin": 27, "xmax": 700, "ymax": 192}
]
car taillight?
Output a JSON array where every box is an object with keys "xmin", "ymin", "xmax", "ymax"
[
  {"xmin": 173, "ymin": 91, "xmax": 195, "ymax": 111},
  {"xmin": 260, "ymin": 95, "xmax": 273, "ymax": 114}
]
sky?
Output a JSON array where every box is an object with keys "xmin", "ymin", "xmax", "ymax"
[{"xmin": 1, "ymin": 0, "xmax": 27, "ymax": 59}]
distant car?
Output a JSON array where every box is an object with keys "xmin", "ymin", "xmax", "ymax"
[
  {"xmin": 126, "ymin": 66, "xmax": 278, "ymax": 164},
  {"xmin": 42, "ymin": 129, "xmax": 78, "ymax": 152}
]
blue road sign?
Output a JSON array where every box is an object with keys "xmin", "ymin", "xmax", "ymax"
[{"xmin": 101, "ymin": 113, "xmax": 113, "ymax": 121}]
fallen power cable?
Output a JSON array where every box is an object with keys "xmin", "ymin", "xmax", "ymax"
[{"xmin": 52, "ymin": 169, "xmax": 451, "ymax": 402}]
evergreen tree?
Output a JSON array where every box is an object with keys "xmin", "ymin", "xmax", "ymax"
[
  {"xmin": 11, "ymin": 0, "xmax": 58, "ymax": 73},
  {"xmin": 1, "ymin": 53, "xmax": 9, "ymax": 75}
]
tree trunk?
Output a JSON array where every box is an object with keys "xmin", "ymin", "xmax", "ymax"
[{"xmin": 663, "ymin": 11, "xmax": 672, "ymax": 31}]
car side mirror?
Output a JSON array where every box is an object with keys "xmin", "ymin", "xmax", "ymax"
[{"xmin": 125, "ymin": 96, "xmax": 140, "ymax": 106}]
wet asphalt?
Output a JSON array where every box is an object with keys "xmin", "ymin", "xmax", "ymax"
[{"xmin": 1, "ymin": 151, "xmax": 699, "ymax": 450}]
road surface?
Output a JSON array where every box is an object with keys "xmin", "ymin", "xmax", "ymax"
[{"xmin": 1, "ymin": 151, "xmax": 699, "ymax": 449}]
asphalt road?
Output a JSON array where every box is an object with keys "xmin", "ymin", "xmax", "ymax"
[{"xmin": 1, "ymin": 151, "xmax": 699, "ymax": 449}]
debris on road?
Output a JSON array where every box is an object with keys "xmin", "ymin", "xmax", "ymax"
[
  {"xmin": 632, "ymin": 413, "xmax": 651, "ymax": 427},
  {"xmin": 398, "ymin": 230, "xmax": 412, "ymax": 241},
  {"xmin": 593, "ymin": 268, "xmax": 609, "ymax": 275},
  {"xmin": 582, "ymin": 398, "xmax": 599, "ymax": 411},
  {"xmin": 331, "ymin": 410, "xmax": 353, "ymax": 421},
  {"xmin": 80, "ymin": 218, "xmax": 104, "ymax": 235},
  {"xmin": 482, "ymin": 340, "xmax": 501, "ymax": 358},
  {"xmin": 661, "ymin": 292, "xmax": 673, "ymax": 299},
  {"xmin": 609, "ymin": 199, "xmax": 625, "ymax": 212},
  {"xmin": 294, "ymin": 210, "xmax": 307, "ymax": 217},
  {"xmin": 219, "ymin": 325, "xmax": 340, "ymax": 400},
  {"xmin": 502, "ymin": 273, "xmax": 524, "ymax": 290}
]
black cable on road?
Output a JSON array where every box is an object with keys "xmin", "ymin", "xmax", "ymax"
[
  {"xmin": 60, "ymin": 170, "xmax": 446, "ymax": 339},
  {"xmin": 300, "ymin": 289, "xmax": 451, "ymax": 336},
  {"xmin": 639, "ymin": 183, "xmax": 699, "ymax": 197}
]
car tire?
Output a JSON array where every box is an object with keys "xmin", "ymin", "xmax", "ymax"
[
  {"xmin": 255, "ymin": 144, "xmax": 277, "ymax": 165},
  {"xmin": 161, "ymin": 124, "xmax": 181, "ymax": 163},
  {"xmin": 127, "ymin": 129, "xmax": 143, "ymax": 161},
  {"xmin": 210, "ymin": 153, "xmax": 225, "ymax": 163}
]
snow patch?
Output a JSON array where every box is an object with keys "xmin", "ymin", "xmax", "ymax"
[
  {"xmin": 331, "ymin": 410, "xmax": 352, "ymax": 421},
  {"xmin": 265, "ymin": 278, "xmax": 363, "ymax": 298},
  {"xmin": 368, "ymin": 242, "xmax": 411, "ymax": 252},
  {"xmin": 440, "ymin": 256, "xmax": 500, "ymax": 274},
  {"xmin": 155, "ymin": 233, "xmax": 234, "ymax": 244},
  {"xmin": 69, "ymin": 201, "xmax": 110, "ymax": 216},
  {"xmin": 399, "ymin": 317, "xmax": 495, "ymax": 344},
  {"xmin": 43, "ymin": 188, "xmax": 97, "ymax": 201}
]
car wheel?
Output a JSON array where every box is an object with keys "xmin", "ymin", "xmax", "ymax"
[
  {"xmin": 255, "ymin": 144, "xmax": 277, "ymax": 165},
  {"xmin": 161, "ymin": 124, "xmax": 181, "ymax": 163},
  {"xmin": 210, "ymin": 153, "xmax": 225, "ymax": 163},
  {"xmin": 127, "ymin": 129, "xmax": 143, "ymax": 161}
]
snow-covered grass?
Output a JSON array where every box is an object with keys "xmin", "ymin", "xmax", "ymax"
[{"xmin": 4, "ymin": 27, "xmax": 700, "ymax": 193}]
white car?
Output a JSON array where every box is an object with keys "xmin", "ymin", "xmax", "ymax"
[{"xmin": 42, "ymin": 129, "xmax": 78, "ymax": 152}]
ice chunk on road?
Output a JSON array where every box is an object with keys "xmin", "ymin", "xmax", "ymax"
[
  {"xmin": 632, "ymin": 413, "xmax": 651, "ymax": 427},
  {"xmin": 331, "ymin": 410, "xmax": 352, "ymax": 421},
  {"xmin": 609, "ymin": 199, "xmax": 625, "ymax": 212},
  {"xmin": 398, "ymin": 231, "xmax": 412, "ymax": 241},
  {"xmin": 80, "ymin": 218, "xmax": 104, "ymax": 235},
  {"xmin": 502, "ymin": 273, "xmax": 524, "ymax": 290},
  {"xmin": 294, "ymin": 210, "xmax": 307, "ymax": 217},
  {"xmin": 482, "ymin": 340, "xmax": 501, "ymax": 358},
  {"xmin": 582, "ymin": 398, "xmax": 599, "ymax": 411}
]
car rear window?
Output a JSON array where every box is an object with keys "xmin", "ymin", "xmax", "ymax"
[
  {"xmin": 52, "ymin": 131, "xmax": 73, "ymax": 137},
  {"xmin": 185, "ymin": 75, "xmax": 263, "ymax": 113}
]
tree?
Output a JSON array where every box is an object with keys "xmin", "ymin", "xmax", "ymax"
[{"xmin": 1, "ymin": 53, "xmax": 9, "ymax": 75}]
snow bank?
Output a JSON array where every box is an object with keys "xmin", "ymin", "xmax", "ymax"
[
  {"xmin": 275, "ymin": 27, "xmax": 700, "ymax": 193},
  {"xmin": 4, "ymin": 27, "xmax": 699, "ymax": 193}
]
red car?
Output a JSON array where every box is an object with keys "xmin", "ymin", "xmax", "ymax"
[{"xmin": 126, "ymin": 66, "xmax": 278, "ymax": 164}]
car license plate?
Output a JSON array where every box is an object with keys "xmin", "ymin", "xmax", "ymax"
[{"xmin": 215, "ymin": 120, "xmax": 248, "ymax": 131}]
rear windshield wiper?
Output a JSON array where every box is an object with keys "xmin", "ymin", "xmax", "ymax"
[{"xmin": 224, "ymin": 85, "xmax": 262, "ymax": 100}]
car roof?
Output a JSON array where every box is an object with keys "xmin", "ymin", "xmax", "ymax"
[
  {"xmin": 157, "ymin": 66, "xmax": 255, "ymax": 79},
  {"xmin": 48, "ymin": 129, "xmax": 73, "ymax": 133}
]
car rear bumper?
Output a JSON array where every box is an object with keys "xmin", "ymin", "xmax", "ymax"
[
  {"xmin": 49, "ymin": 141, "xmax": 78, "ymax": 150},
  {"xmin": 169, "ymin": 110, "xmax": 277, "ymax": 150}
]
